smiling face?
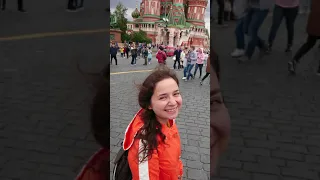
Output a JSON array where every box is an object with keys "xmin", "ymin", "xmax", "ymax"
[{"xmin": 149, "ymin": 78, "xmax": 182, "ymax": 124}]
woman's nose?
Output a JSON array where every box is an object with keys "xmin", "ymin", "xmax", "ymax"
[{"xmin": 168, "ymin": 96, "xmax": 177, "ymax": 105}]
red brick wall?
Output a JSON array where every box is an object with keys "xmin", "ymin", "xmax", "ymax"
[{"xmin": 110, "ymin": 29, "xmax": 122, "ymax": 43}]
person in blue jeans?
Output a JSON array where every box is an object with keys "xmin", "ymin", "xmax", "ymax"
[
  {"xmin": 186, "ymin": 46, "xmax": 197, "ymax": 81},
  {"xmin": 230, "ymin": 0, "xmax": 249, "ymax": 58},
  {"xmin": 266, "ymin": 0, "xmax": 299, "ymax": 53},
  {"xmin": 231, "ymin": 17, "xmax": 247, "ymax": 57},
  {"xmin": 238, "ymin": 0, "xmax": 272, "ymax": 62}
]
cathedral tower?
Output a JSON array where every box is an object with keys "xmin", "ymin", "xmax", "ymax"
[
  {"xmin": 186, "ymin": 0, "xmax": 207, "ymax": 26},
  {"xmin": 142, "ymin": 0, "xmax": 161, "ymax": 22}
]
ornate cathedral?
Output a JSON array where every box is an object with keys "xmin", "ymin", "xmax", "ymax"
[{"xmin": 126, "ymin": 0, "xmax": 209, "ymax": 48}]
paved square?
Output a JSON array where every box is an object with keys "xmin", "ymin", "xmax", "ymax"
[
  {"xmin": 0, "ymin": 1, "xmax": 108, "ymax": 179},
  {"xmin": 212, "ymin": 15, "xmax": 320, "ymax": 180}
]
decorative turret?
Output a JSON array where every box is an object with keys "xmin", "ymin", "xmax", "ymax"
[
  {"xmin": 166, "ymin": 6, "xmax": 176, "ymax": 25},
  {"xmin": 171, "ymin": 0, "xmax": 184, "ymax": 23},
  {"xmin": 132, "ymin": 7, "xmax": 140, "ymax": 19},
  {"xmin": 132, "ymin": 1, "xmax": 140, "ymax": 19},
  {"xmin": 186, "ymin": 0, "xmax": 207, "ymax": 26}
]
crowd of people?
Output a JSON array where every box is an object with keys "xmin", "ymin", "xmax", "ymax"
[
  {"xmin": 214, "ymin": 0, "xmax": 319, "ymax": 75},
  {"xmin": 110, "ymin": 42, "xmax": 211, "ymax": 84}
]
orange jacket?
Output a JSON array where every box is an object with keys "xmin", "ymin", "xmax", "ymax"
[{"xmin": 123, "ymin": 109, "xmax": 183, "ymax": 180}]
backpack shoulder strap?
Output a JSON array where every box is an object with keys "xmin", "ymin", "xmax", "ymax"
[{"xmin": 114, "ymin": 144, "xmax": 127, "ymax": 164}]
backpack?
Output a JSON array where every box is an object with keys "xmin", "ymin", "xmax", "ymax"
[{"xmin": 112, "ymin": 144, "xmax": 132, "ymax": 180}]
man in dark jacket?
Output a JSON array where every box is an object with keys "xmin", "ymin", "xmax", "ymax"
[
  {"xmin": 173, "ymin": 46, "xmax": 182, "ymax": 70},
  {"xmin": 110, "ymin": 44, "xmax": 118, "ymax": 65}
]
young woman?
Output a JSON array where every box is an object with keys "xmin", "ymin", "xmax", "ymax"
[
  {"xmin": 180, "ymin": 47, "xmax": 186, "ymax": 69},
  {"xmin": 200, "ymin": 53, "xmax": 211, "ymax": 85},
  {"xmin": 211, "ymin": 51, "xmax": 231, "ymax": 177},
  {"xmin": 288, "ymin": 0, "xmax": 320, "ymax": 75},
  {"xmin": 194, "ymin": 48, "xmax": 205, "ymax": 78},
  {"xmin": 123, "ymin": 65, "xmax": 184, "ymax": 179},
  {"xmin": 266, "ymin": 0, "xmax": 300, "ymax": 53}
]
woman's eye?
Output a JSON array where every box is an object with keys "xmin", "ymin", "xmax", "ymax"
[
  {"xmin": 174, "ymin": 93, "xmax": 180, "ymax": 96},
  {"xmin": 159, "ymin": 97, "xmax": 166, "ymax": 100},
  {"xmin": 211, "ymin": 97, "xmax": 222, "ymax": 105}
]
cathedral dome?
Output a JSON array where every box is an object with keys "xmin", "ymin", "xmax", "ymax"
[{"xmin": 132, "ymin": 8, "xmax": 140, "ymax": 18}]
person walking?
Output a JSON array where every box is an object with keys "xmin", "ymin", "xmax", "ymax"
[
  {"xmin": 186, "ymin": 46, "xmax": 197, "ymax": 81},
  {"xmin": 288, "ymin": 0, "xmax": 320, "ymax": 75},
  {"xmin": 194, "ymin": 48, "xmax": 205, "ymax": 78},
  {"xmin": 156, "ymin": 46, "xmax": 167, "ymax": 65},
  {"xmin": 180, "ymin": 47, "xmax": 186, "ymax": 69},
  {"xmin": 126, "ymin": 46, "xmax": 130, "ymax": 59},
  {"xmin": 142, "ymin": 46, "xmax": 149, "ymax": 65},
  {"xmin": 173, "ymin": 46, "xmax": 182, "ymax": 70},
  {"xmin": 147, "ymin": 47, "xmax": 152, "ymax": 64},
  {"xmin": 216, "ymin": 0, "xmax": 227, "ymax": 27},
  {"xmin": 200, "ymin": 53, "xmax": 211, "ymax": 85},
  {"xmin": 130, "ymin": 45, "xmax": 138, "ymax": 66},
  {"xmin": 110, "ymin": 43, "xmax": 118, "ymax": 65},
  {"xmin": 237, "ymin": 0, "xmax": 273, "ymax": 62},
  {"xmin": 1, "ymin": 0, "xmax": 26, "ymax": 12},
  {"xmin": 230, "ymin": 0, "xmax": 249, "ymax": 57},
  {"xmin": 182, "ymin": 47, "xmax": 190, "ymax": 80},
  {"xmin": 67, "ymin": 0, "xmax": 77, "ymax": 11},
  {"xmin": 266, "ymin": 0, "xmax": 300, "ymax": 53}
]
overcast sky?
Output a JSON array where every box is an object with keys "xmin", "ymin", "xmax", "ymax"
[{"xmin": 110, "ymin": 0, "xmax": 210, "ymax": 34}]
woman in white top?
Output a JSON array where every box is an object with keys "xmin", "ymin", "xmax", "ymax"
[{"xmin": 180, "ymin": 49, "xmax": 186, "ymax": 69}]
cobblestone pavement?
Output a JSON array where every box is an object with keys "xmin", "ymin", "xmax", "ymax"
[
  {"xmin": 110, "ymin": 57, "xmax": 210, "ymax": 180},
  {"xmin": 0, "ymin": 1, "xmax": 108, "ymax": 179},
  {"xmin": 212, "ymin": 14, "xmax": 320, "ymax": 180}
]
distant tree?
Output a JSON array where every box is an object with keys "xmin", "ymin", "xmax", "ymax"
[
  {"xmin": 131, "ymin": 30, "xmax": 152, "ymax": 44},
  {"xmin": 113, "ymin": 2, "xmax": 128, "ymax": 42},
  {"xmin": 122, "ymin": 33, "xmax": 131, "ymax": 42}
]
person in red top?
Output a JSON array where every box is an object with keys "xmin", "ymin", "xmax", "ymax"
[
  {"xmin": 124, "ymin": 65, "xmax": 183, "ymax": 179},
  {"xmin": 156, "ymin": 46, "xmax": 167, "ymax": 64}
]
